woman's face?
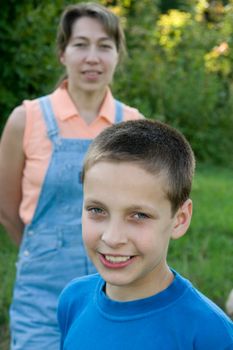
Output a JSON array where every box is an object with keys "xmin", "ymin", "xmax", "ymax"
[{"xmin": 60, "ymin": 16, "xmax": 119, "ymax": 95}]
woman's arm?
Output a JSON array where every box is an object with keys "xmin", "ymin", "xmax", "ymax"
[{"xmin": 0, "ymin": 106, "xmax": 26, "ymax": 245}]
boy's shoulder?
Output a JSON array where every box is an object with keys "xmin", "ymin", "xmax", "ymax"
[
  {"xmin": 186, "ymin": 280, "xmax": 232, "ymax": 323},
  {"xmin": 178, "ymin": 273, "xmax": 233, "ymax": 347},
  {"xmin": 57, "ymin": 273, "xmax": 103, "ymax": 340},
  {"xmin": 60, "ymin": 273, "xmax": 101, "ymax": 301},
  {"xmin": 58, "ymin": 273, "xmax": 102, "ymax": 320}
]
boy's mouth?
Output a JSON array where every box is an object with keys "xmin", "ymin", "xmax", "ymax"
[
  {"xmin": 104, "ymin": 255, "xmax": 131, "ymax": 263},
  {"xmin": 99, "ymin": 253, "xmax": 135, "ymax": 268}
]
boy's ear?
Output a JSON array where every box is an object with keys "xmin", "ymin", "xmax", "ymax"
[{"xmin": 171, "ymin": 199, "xmax": 192, "ymax": 240}]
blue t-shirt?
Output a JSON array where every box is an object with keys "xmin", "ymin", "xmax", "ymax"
[{"xmin": 57, "ymin": 270, "xmax": 233, "ymax": 350}]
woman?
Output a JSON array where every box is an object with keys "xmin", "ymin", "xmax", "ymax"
[{"xmin": 0, "ymin": 3, "xmax": 143, "ymax": 349}]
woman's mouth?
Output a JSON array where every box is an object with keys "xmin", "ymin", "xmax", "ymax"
[{"xmin": 82, "ymin": 70, "xmax": 101, "ymax": 80}]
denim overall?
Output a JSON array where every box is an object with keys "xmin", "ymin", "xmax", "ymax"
[{"xmin": 10, "ymin": 96, "xmax": 123, "ymax": 350}]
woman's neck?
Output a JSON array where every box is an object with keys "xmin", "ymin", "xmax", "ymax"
[{"xmin": 68, "ymin": 85, "xmax": 108, "ymax": 124}]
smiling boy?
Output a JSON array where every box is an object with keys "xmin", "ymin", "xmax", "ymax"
[{"xmin": 58, "ymin": 120, "xmax": 233, "ymax": 349}]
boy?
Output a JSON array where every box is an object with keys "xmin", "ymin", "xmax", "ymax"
[{"xmin": 58, "ymin": 120, "xmax": 233, "ymax": 349}]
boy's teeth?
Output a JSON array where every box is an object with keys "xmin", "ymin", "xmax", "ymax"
[{"xmin": 105, "ymin": 255, "xmax": 131, "ymax": 263}]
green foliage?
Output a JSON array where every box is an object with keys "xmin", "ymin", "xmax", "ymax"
[
  {"xmin": 113, "ymin": 4, "xmax": 233, "ymax": 166},
  {"xmin": 0, "ymin": 1, "xmax": 80, "ymax": 132},
  {"xmin": 158, "ymin": 0, "xmax": 195, "ymax": 13},
  {"xmin": 1, "ymin": 0, "xmax": 233, "ymax": 165}
]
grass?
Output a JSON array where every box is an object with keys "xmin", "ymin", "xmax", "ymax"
[
  {"xmin": 0, "ymin": 163, "xmax": 232, "ymax": 347},
  {"xmin": 0, "ymin": 226, "xmax": 17, "ymax": 350},
  {"xmin": 168, "ymin": 163, "xmax": 233, "ymax": 308}
]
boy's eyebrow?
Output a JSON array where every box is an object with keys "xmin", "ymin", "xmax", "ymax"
[{"xmin": 83, "ymin": 199, "xmax": 105, "ymax": 206}]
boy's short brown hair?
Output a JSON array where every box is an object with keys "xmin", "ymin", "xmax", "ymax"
[{"xmin": 82, "ymin": 119, "xmax": 195, "ymax": 216}]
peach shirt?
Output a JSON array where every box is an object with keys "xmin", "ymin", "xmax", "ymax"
[{"xmin": 20, "ymin": 82, "xmax": 142, "ymax": 224}]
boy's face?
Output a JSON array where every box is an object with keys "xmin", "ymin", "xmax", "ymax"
[{"xmin": 82, "ymin": 161, "xmax": 192, "ymax": 301}]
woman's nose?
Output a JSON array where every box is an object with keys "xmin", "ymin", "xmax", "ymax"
[{"xmin": 85, "ymin": 46, "xmax": 100, "ymax": 63}]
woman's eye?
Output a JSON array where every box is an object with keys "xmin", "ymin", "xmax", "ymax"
[
  {"xmin": 75, "ymin": 43, "xmax": 86, "ymax": 47},
  {"xmin": 100, "ymin": 44, "xmax": 112, "ymax": 49}
]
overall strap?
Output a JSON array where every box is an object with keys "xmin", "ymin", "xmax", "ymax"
[
  {"xmin": 114, "ymin": 100, "xmax": 124, "ymax": 124},
  {"xmin": 38, "ymin": 96, "xmax": 60, "ymax": 143}
]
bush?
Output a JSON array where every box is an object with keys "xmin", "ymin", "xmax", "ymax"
[
  {"xmin": 1, "ymin": 1, "xmax": 233, "ymax": 166},
  {"xmin": 113, "ymin": 6, "xmax": 233, "ymax": 166}
]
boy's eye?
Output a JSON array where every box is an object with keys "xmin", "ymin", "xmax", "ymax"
[
  {"xmin": 86, "ymin": 207, "xmax": 106, "ymax": 217},
  {"xmin": 88, "ymin": 207, "xmax": 102, "ymax": 213},
  {"xmin": 133, "ymin": 212, "xmax": 150, "ymax": 220}
]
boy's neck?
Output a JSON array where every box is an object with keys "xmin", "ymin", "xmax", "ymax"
[{"xmin": 105, "ymin": 266, "xmax": 174, "ymax": 302}]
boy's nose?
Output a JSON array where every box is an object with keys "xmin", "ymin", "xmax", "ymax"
[{"xmin": 101, "ymin": 221, "xmax": 128, "ymax": 248}]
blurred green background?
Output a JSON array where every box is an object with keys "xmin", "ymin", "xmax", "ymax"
[
  {"xmin": 1, "ymin": 0, "xmax": 233, "ymax": 165},
  {"xmin": 1, "ymin": 0, "xmax": 233, "ymax": 348}
]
